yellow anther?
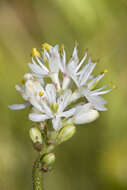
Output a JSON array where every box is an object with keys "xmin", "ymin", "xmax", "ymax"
[
  {"xmin": 104, "ymin": 69, "xmax": 108, "ymax": 73},
  {"xmin": 109, "ymin": 82, "xmax": 117, "ymax": 89},
  {"xmin": 42, "ymin": 43, "xmax": 50, "ymax": 51},
  {"xmin": 32, "ymin": 48, "xmax": 40, "ymax": 57},
  {"xmin": 59, "ymin": 44, "xmax": 64, "ymax": 54},
  {"xmin": 39, "ymin": 91, "xmax": 44, "ymax": 97},
  {"xmin": 112, "ymin": 84, "xmax": 117, "ymax": 89},
  {"xmin": 61, "ymin": 44, "xmax": 64, "ymax": 49}
]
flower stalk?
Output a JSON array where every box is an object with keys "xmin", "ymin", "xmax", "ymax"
[{"xmin": 32, "ymin": 154, "xmax": 44, "ymax": 190}]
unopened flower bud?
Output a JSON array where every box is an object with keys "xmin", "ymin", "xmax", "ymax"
[
  {"xmin": 29, "ymin": 127, "xmax": 43, "ymax": 144},
  {"xmin": 74, "ymin": 109, "xmax": 99, "ymax": 124},
  {"xmin": 57, "ymin": 124, "xmax": 76, "ymax": 144},
  {"xmin": 46, "ymin": 144, "xmax": 55, "ymax": 153},
  {"xmin": 42, "ymin": 153, "xmax": 56, "ymax": 168}
]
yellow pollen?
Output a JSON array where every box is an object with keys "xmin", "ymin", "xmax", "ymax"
[
  {"xmin": 112, "ymin": 84, "xmax": 117, "ymax": 89},
  {"xmin": 42, "ymin": 43, "xmax": 50, "ymax": 51},
  {"xmin": 61, "ymin": 44, "xmax": 64, "ymax": 49},
  {"xmin": 104, "ymin": 69, "xmax": 108, "ymax": 73},
  {"xmin": 32, "ymin": 48, "xmax": 40, "ymax": 57},
  {"xmin": 39, "ymin": 91, "xmax": 44, "ymax": 97}
]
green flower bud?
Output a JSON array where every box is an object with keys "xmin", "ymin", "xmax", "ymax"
[
  {"xmin": 29, "ymin": 127, "xmax": 43, "ymax": 144},
  {"xmin": 57, "ymin": 124, "xmax": 76, "ymax": 144},
  {"xmin": 46, "ymin": 144, "xmax": 55, "ymax": 153},
  {"xmin": 42, "ymin": 153, "xmax": 56, "ymax": 168}
]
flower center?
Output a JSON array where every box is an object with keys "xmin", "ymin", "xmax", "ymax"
[
  {"xmin": 39, "ymin": 91, "xmax": 44, "ymax": 97},
  {"xmin": 50, "ymin": 103, "xmax": 58, "ymax": 113}
]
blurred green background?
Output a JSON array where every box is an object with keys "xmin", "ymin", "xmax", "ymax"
[{"xmin": 0, "ymin": 0, "xmax": 127, "ymax": 189}]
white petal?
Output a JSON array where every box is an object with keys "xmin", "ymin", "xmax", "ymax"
[
  {"xmin": 58, "ymin": 89, "xmax": 72, "ymax": 113},
  {"xmin": 9, "ymin": 103, "xmax": 28, "ymax": 110},
  {"xmin": 15, "ymin": 85, "xmax": 28, "ymax": 100},
  {"xmin": 24, "ymin": 73, "xmax": 33, "ymax": 80},
  {"xmin": 88, "ymin": 73, "xmax": 104, "ymax": 88},
  {"xmin": 29, "ymin": 97, "xmax": 44, "ymax": 112},
  {"xmin": 25, "ymin": 80, "xmax": 44, "ymax": 98},
  {"xmin": 90, "ymin": 85, "xmax": 108, "ymax": 93},
  {"xmin": 67, "ymin": 46, "xmax": 79, "ymax": 86},
  {"xmin": 59, "ymin": 48, "xmax": 66, "ymax": 73},
  {"xmin": 52, "ymin": 117, "xmax": 61, "ymax": 131},
  {"xmin": 50, "ymin": 73, "xmax": 61, "ymax": 90},
  {"xmin": 86, "ymin": 95, "xmax": 107, "ymax": 111},
  {"xmin": 67, "ymin": 60, "xmax": 79, "ymax": 87},
  {"xmin": 45, "ymin": 84, "xmax": 56, "ymax": 104},
  {"xmin": 79, "ymin": 62, "xmax": 96, "ymax": 86},
  {"xmin": 75, "ymin": 52, "xmax": 87, "ymax": 73},
  {"xmin": 74, "ymin": 109, "xmax": 99, "ymax": 124},
  {"xmin": 40, "ymin": 101, "xmax": 53, "ymax": 116},
  {"xmin": 15, "ymin": 85, "xmax": 24, "ymax": 93},
  {"xmin": 62, "ymin": 48, "xmax": 66, "ymax": 70},
  {"xmin": 28, "ymin": 62, "xmax": 48, "ymax": 77},
  {"xmin": 57, "ymin": 108, "xmax": 76, "ymax": 118},
  {"xmin": 75, "ymin": 103, "xmax": 94, "ymax": 114},
  {"xmin": 72, "ymin": 46, "xmax": 79, "ymax": 64},
  {"xmin": 62, "ymin": 76, "xmax": 71, "ymax": 90},
  {"xmin": 29, "ymin": 113, "xmax": 50, "ymax": 122},
  {"xmin": 92, "ymin": 89, "xmax": 112, "ymax": 96},
  {"xmin": 70, "ymin": 90, "xmax": 81, "ymax": 103},
  {"xmin": 49, "ymin": 46, "xmax": 60, "ymax": 73},
  {"xmin": 35, "ymin": 57, "xmax": 49, "ymax": 73}
]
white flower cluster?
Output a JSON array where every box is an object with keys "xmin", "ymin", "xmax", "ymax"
[{"xmin": 9, "ymin": 43, "xmax": 113, "ymax": 131}]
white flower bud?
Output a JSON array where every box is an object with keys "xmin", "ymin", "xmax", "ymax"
[
  {"xmin": 29, "ymin": 127, "xmax": 43, "ymax": 144},
  {"xmin": 57, "ymin": 124, "xmax": 76, "ymax": 144},
  {"xmin": 24, "ymin": 73, "xmax": 33, "ymax": 80},
  {"xmin": 74, "ymin": 109, "xmax": 99, "ymax": 124}
]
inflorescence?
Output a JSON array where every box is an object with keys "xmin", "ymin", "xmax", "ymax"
[{"xmin": 9, "ymin": 43, "xmax": 114, "ymax": 171}]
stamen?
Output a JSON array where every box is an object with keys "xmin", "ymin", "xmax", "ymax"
[
  {"xmin": 32, "ymin": 48, "xmax": 40, "ymax": 57},
  {"xmin": 59, "ymin": 44, "xmax": 64, "ymax": 54},
  {"xmin": 100, "ymin": 69, "xmax": 108, "ymax": 75},
  {"xmin": 39, "ymin": 91, "xmax": 44, "ymax": 97},
  {"xmin": 42, "ymin": 43, "xmax": 50, "ymax": 51},
  {"xmin": 61, "ymin": 44, "xmax": 64, "ymax": 49},
  {"xmin": 104, "ymin": 69, "xmax": 108, "ymax": 73},
  {"xmin": 109, "ymin": 82, "xmax": 117, "ymax": 89}
]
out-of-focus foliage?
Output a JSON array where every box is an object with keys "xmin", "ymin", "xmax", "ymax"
[{"xmin": 0, "ymin": 0, "xmax": 127, "ymax": 189}]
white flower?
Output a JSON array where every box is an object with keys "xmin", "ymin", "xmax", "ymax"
[
  {"xmin": 9, "ymin": 43, "xmax": 113, "ymax": 131},
  {"xmin": 28, "ymin": 45, "xmax": 61, "ymax": 90},
  {"xmin": 28, "ymin": 83, "xmax": 76, "ymax": 130},
  {"xmin": 8, "ymin": 73, "xmax": 34, "ymax": 110},
  {"xmin": 60, "ymin": 46, "xmax": 112, "ymax": 111}
]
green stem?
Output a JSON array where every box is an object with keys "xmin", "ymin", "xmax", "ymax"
[{"xmin": 32, "ymin": 154, "xmax": 44, "ymax": 190}]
